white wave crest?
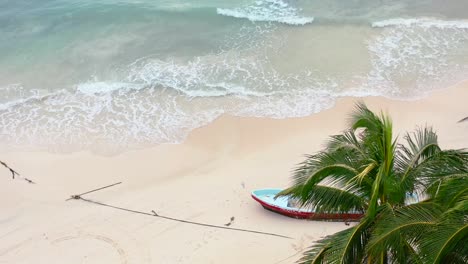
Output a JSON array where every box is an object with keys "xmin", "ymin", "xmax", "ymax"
[
  {"xmin": 0, "ymin": 50, "xmax": 340, "ymax": 153},
  {"xmin": 4, "ymin": 16, "xmax": 468, "ymax": 153},
  {"xmin": 77, "ymin": 81, "xmax": 143, "ymax": 94},
  {"xmin": 372, "ymin": 17, "xmax": 468, "ymax": 29},
  {"xmin": 126, "ymin": 51, "xmax": 283, "ymax": 98},
  {"xmin": 216, "ymin": 0, "xmax": 313, "ymax": 26}
]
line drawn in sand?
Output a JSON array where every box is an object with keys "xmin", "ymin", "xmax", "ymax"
[{"xmin": 52, "ymin": 233, "xmax": 128, "ymax": 264}]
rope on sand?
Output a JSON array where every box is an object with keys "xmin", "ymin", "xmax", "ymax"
[
  {"xmin": 1, "ymin": 160, "xmax": 35, "ymax": 184},
  {"xmin": 66, "ymin": 182, "xmax": 122, "ymax": 201},
  {"xmin": 68, "ymin": 183, "xmax": 292, "ymax": 240}
]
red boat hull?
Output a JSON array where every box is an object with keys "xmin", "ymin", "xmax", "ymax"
[{"xmin": 251, "ymin": 194, "xmax": 363, "ymax": 221}]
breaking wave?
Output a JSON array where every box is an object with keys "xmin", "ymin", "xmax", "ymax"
[
  {"xmin": 216, "ymin": 0, "xmax": 314, "ymax": 26},
  {"xmin": 0, "ymin": 50, "xmax": 338, "ymax": 154},
  {"xmin": 1, "ymin": 16, "xmax": 468, "ymax": 154}
]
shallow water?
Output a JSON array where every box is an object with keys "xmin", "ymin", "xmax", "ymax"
[{"xmin": 1, "ymin": 0, "xmax": 468, "ymax": 153}]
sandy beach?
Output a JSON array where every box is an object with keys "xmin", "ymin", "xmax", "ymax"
[{"xmin": 1, "ymin": 82, "xmax": 467, "ymax": 264}]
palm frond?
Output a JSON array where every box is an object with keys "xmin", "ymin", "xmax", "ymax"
[
  {"xmin": 300, "ymin": 164, "xmax": 360, "ymax": 195},
  {"xmin": 419, "ymin": 220, "xmax": 468, "ymax": 264},
  {"xmin": 368, "ymin": 203, "xmax": 442, "ymax": 257},
  {"xmin": 400, "ymin": 150, "xmax": 468, "ymax": 195},
  {"xmin": 291, "ymin": 151, "xmax": 359, "ymax": 186},
  {"xmin": 298, "ymin": 233, "xmax": 332, "ymax": 264},
  {"xmin": 297, "ymin": 184, "xmax": 367, "ymax": 213},
  {"xmin": 349, "ymin": 102, "xmax": 382, "ymax": 133},
  {"xmin": 395, "ymin": 126, "xmax": 440, "ymax": 181},
  {"xmin": 367, "ymin": 166, "xmax": 387, "ymax": 218},
  {"xmin": 350, "ymin": 162, "xmax": 377, "ymax": 186},
  {"xmin": 350, "ymin": 103, "xmax": 395, "ymax": 162},
  {"xmin": 298, "ymin": 217, "xmax": 371, "ymax": 264},
  {"xmin": 430, "ymin": 174, "xmax": 468, "ymax": 211},
  {"xmin": 326, "ymin": 130, "xmax": 363, "ymax": 156}
]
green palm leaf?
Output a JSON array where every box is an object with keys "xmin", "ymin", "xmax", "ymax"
[
  {"xmin": 296, "ymin": 184, "xmax": 367, "ymax": 213},
  {"xmin": 368, "ymin": 203, "xmax": 442, "ymax": 255},
  {"xmin": 299, "ymin": 217, "xmax": 371, "ymax": 264},
  {"xmin": 419, "ymin": 220, "xmax": 468, "ymax": 264}
]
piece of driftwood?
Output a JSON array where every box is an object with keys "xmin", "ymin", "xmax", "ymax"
[
  {"xmin": 1, "ymin": 160, "xmax": 19, "ymax": 179},
  {"xmin": 1, "ymin": 160, "xmax": 35, "ymax": 184}
]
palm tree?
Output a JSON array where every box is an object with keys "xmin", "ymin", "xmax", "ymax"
[{"xmin": 278, "ymin": 103, "xmax": 467, "ymax": 263}]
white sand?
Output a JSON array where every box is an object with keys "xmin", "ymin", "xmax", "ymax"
[{"xmin": 1, "ymin": 82, "xmax": 467, "ymax": 264}]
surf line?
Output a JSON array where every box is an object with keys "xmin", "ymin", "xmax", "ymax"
[{"xmin": 67, "ymin": 182, "xmax": 292, "ymax": 240}]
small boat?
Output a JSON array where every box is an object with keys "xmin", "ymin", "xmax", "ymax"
[
  {"xmin": 251, "ymin": 188, "xmax": 364, "ymax": 220},
  {"xmin": 405, "ymin": 192, "xmax": 420, "ymax": 205}
]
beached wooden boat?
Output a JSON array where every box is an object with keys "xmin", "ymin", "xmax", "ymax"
[{"xmin": 251, "ymin": 188, "xmax": 364, "ymax": 220}]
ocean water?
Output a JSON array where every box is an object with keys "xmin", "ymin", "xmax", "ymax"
[{"xmin": 1, "ymin": 0, "xmax": 468, "ymax": 153}]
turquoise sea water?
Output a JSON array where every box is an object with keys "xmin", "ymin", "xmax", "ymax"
[{"xmin": 1, "ymin": 0, "xmax": 468, "ymax": 153}]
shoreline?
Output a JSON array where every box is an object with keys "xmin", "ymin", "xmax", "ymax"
[
  {"xmin": 184, "ymin": 79, "xmax": 468, "ymax": 153},
  {"xmin": 1, "ymin": 77, "xmax": 468, "ymax": 156},
  {"xmin": 1, "ymin": 81, "xmax": 467, "ymax": 263}
]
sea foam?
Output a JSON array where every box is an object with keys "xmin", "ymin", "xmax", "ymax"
[
  {"xmin": 0, "ymin": 50, "xmax": 337, "ymax": 153},
  {"xmin": 77, "ymin": 81, "xmax": 142, "ymax": 95},
  {"xmin": 2, "ymin": 16, "xmax": 468, "ymax": 153},
  {"xmin": 367, "ymin": 17, "xmax": 468, "ymax": 97},
  {"xmin": 216, "ymin": 0, "xmax": 314, "ymax": 26},
  {"xmin": 372, "ymin": 17, "xmax": 468, "ymax": 29}
]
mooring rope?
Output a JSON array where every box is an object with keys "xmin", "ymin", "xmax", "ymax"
[
  {"xmin": 66, "ymin": 182, "xmax": 122, "ymax": 201},
  {"xmin": 74, "ymin": 197, "xmax": 292, "ymax": 239}
]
